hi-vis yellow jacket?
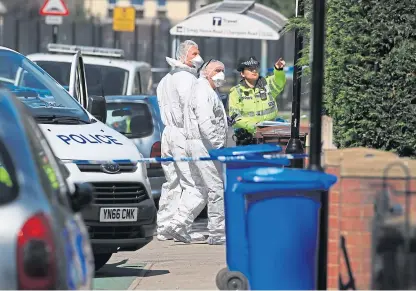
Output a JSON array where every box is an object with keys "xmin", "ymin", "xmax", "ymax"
[
  {"xmin": 229, "ymin": 68, "xmax": 286, "ymax": 134},
  {"xmin": 0, "ymin": 166, "xmax": 12, "ymax": 188}
]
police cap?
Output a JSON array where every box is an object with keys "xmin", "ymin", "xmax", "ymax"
[{"xmin": 237, "ymin": 56, "xmax": 260, "ymax": 72}]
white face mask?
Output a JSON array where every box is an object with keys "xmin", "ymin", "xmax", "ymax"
[
  {"xmin": 211, "ymin": 72, "xmax": 226, "ymax": 88},
  {"xmin": 190, "ymin": 55, "xmax": 204, "ymax": 69}
]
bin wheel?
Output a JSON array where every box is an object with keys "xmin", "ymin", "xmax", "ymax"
[
  {"xmin": 216, "ymin": 268, "xmax": 229, "ymax": 289},
  {"xmin": 216, "ymin": 269, "xmax": 249, "ymax": 290}
]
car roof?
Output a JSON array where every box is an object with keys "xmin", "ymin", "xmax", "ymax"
[{"xmin": 26, "ymin": 53, "xmax": 151, "ymax": 71}]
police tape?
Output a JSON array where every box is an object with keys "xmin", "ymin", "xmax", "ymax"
[{"xmin": 134, "ymin": 153, "xmax": 309, "ymax": 164}]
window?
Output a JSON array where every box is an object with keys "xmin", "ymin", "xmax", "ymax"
[
  {"xmin": 35, "ymin": 61, "xmax": 129, "ymax": 96},
  {"xmin": 132, "ymin": 72, "xmax": 142, "ymax": 95},
  {"xmin": 0, "ymin": 140, "xmax": 18, "ymax": 204},
  {"xmin": 0, "ymin": 50, "xmax": 90, "ymax": 123},
  {"xmin": 106, "ymin": 102, "xmax": 153, "ymax": 138}
]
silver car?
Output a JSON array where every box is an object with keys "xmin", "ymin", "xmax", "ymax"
[
  {"xmin": 105, "ymin": 95, "xmax": 166, "ymax": 201},
  {"xmin": 0, "ymin": 90, "xmax": 95, "ymax": 289}
]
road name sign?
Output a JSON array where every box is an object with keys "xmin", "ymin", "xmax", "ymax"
[{"xmin": 45, "ymin": 15, "xmax": 63, "ymax": 25}]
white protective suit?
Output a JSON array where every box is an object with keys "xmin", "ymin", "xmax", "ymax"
[
  {"xmin": 156, "ymin": 45, "xmax": 207, "ymax": 242},
  {"xmin": 183, "ymin": 61, "xmax": 228, "ymax": 244}
]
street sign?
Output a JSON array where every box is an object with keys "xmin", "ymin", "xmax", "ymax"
[
  {"xmin": 113, "ymin": 6, "xmax": 136, "ymax": 32},
  {"xmin": 45, "ymin": 15, "xmax": 63, "ymax": 25},
  {"xmin": 40, "ymin": 0, "xmax": 69, "ymax": 16}
]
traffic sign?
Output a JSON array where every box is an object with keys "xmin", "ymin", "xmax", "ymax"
[
  {"xmin": 40, "ymin": 0, "xmax": 69, "ymax": 16},
  {"xmin": 113, "ymin": 6, "xmax": 136, "ymax": 32},
  {"xmin": 45, "ymin": 15, "xmax": 63, "ymax": 25}
]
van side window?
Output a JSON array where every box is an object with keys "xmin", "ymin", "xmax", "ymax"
[
  {"xmin": 0, "ymin": 140, "xmax": 18, "ymax": 205},
  {"xmin": 133, "ymin": 72, "xmax": 142, "ymax": 95}
]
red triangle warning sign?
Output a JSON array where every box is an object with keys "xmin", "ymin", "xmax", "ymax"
[{"xmin": 40, "ymin": 0, "xmax": 69, "ymax": 16}]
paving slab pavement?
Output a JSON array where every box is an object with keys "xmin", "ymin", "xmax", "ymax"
[
  {"xmin": 126, "ymin": 239, "xmax": 225, "ymax": 290},
  {"xmin": 93, "ymin": 219, "xmax": 226, "ymax": 290}
]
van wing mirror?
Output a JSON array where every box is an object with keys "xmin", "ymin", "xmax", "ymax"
[{"xmin": 88, "ymin": 95, "xmax": 107, "ymax": 123}]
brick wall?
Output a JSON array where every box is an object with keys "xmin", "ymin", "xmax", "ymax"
[{"xmin": 323, "ymin": 148, "xmax": 416, "ymax": 289}]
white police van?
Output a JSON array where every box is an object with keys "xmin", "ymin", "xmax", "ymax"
[
  {"xmin": 27, "ymin": 44, "xmax": 153, "ymax": 96},
  {"xmin": 0, "ymin": 46, "xmax": 157, "ymax": 271}
]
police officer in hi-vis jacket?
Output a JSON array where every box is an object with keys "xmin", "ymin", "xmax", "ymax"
[{"xmin": 229, "ymin": 56, "xmax": 287, "ymax": 145}]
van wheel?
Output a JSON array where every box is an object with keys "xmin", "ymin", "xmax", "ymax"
[{"xmin": 94, "ymin": 253, "xmax": 112, "ymax": 271}]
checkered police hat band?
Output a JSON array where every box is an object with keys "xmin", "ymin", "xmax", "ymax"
[{"xmin": 243, "ymin": 59, "xmax": 259, "ymax": 66}]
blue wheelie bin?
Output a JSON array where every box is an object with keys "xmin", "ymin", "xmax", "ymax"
[
  {"xmin": 209, "ymin": 144, "xmax": 291, "ymax": 290},
  {"xmin": 216, "ymin": 166, "xmax": 337, "ymax": 290}
]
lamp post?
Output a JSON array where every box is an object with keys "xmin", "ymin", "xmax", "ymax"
[
  {"xmin": 285, "ymin": 0, "xmax": 305, "ymax": 168},
  {"xmin": 308, "ymin": 0, "xmax": 328, "ymax": 288}
]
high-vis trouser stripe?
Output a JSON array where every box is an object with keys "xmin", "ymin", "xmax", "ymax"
[
  {"xmin": 242, "ymin": 106, "xmax": 276, "ymax": 117},
  {"xmin": 256, "ymin": 106, "xmax": 277, "ymax": 116}
]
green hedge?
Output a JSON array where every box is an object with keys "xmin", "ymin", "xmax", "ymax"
[{"xmin": 288, "ymin": 0, "xmax": 416, "ymax": 156}]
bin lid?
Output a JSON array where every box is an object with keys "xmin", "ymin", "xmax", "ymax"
[
  {"xmin": 209, "ymin": 144, "xmax": 282, "ymax": 158},
  {"xmin": 240, "ymin": 167, "xmax": 338, "ymax": 191},
  {"xmin": 221, "ymin": 158, "xmax": 291, "ymax": 166}
]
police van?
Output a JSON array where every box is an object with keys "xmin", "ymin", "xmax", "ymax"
[
  {"xmin": 0, "ymin": 46, "xmax": 157, "ymax": 271},
  {"xmin": 27, "ymin": 44, "xmax": 153, "ymax": 96}
]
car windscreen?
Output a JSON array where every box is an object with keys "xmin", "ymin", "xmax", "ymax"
[
  {"xmin": 35, "ymin": 61, "xmax": 129, "ymax": 96},
  {"xmin": 106, "ymin": 102, "xmax": 153, "ymax": 138},
  {"xmin": 0, "ymin": 50, "xmax": 90, "ymax": 124}
]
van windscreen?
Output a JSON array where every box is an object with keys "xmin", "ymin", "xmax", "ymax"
[{"xmin": 35, "ymin": 61, "xmax": 129, "ymax": 96}]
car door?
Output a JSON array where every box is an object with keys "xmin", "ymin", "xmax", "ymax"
[
  {"xmin": 69, "ymin": 51, "xmax": 89, "ymax": 109},
  {"xmin": 132, "ymin": 70, "xmax": 142, "ymax": 95},
  {"xmin": 23, "ymin": 114, "xmax": 94, "ymax": 290}
]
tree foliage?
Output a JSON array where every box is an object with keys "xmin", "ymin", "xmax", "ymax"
[{"xmin": 288, "ymin": 0, "xmax": 416, "ymax": 156}]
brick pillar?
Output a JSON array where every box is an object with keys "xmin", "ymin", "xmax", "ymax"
[
  {"xmin": 323, "ymin": 149, "xmax": 343, "ymax": 289},
  {"xmin": 322, "ymin": 148, "xmax": 402, "ymax": 289}
]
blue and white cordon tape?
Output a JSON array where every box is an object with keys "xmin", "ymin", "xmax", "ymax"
[
  {"xmin": 66, "ymin": 153, "xmax": 308, "ymax": 165},
  {"xmin": 130, "ymin": 153, "xmax": 308, "ymax": 164}
]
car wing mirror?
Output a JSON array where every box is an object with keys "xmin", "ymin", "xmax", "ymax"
[{"xmin": 88, "ymin": 95, "xmax": 107, "ymax": 123}]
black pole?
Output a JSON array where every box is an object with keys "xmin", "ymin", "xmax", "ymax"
[
  {"xmin": 150, "ymin": 19, "xmax": 156, "ymax": 67},
  {"xmin": 52, "ymin": 25, "xmax": 58, "ymax": 44},
  {"xmin": 285, "ymin": 0, "xmax": 305, "ymax": 168},
  {"xmin": 309, "ymin": 0, "xmax": 327, "ymax": 288},
  {"xmin": 309, "ymin": 0, "xmax": 326, "ymax": 171},
  {"xmin": 134, "ymin": 23, "xmax": 139, "ymax": 61},
  {"xmin": 189, "ymin": 0, "xmax": 196, "ymax": 13}
]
